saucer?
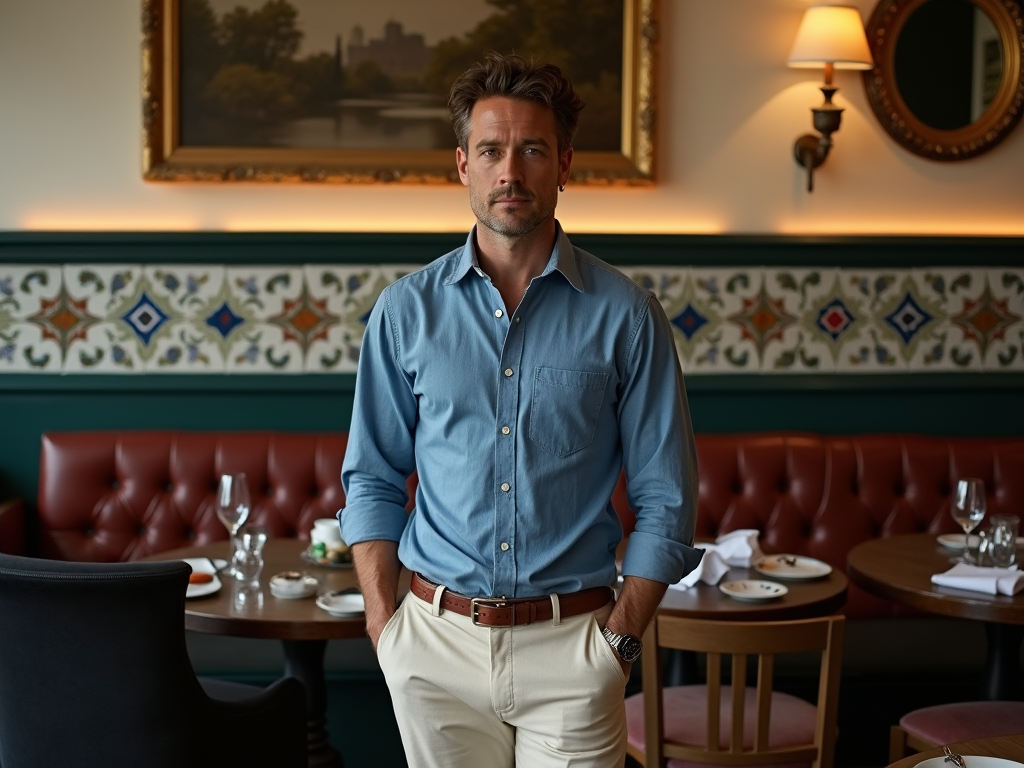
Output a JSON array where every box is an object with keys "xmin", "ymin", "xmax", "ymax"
[
  {"xmin": 269, "ymin": 572, "xmax": 318, "ymax": 599},
  {"xmin": 316, "ymin": 591, "xmax": 365, "ymax": 617},
  {"xmin": 719, "ymin": 580, "xmax": 788, "ymax": 602}
]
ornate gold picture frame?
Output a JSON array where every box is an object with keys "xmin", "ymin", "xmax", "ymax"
[{"xmin": 141, "ymin": 0, "xmax": 656, "ymax": 185}]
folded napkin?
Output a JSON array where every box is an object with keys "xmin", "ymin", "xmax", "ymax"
[
  {"xmin": 668, "ymin": 548, "xmax": 728, "ymax": 591},
  {"xmin": 700, "ymin": 529, "xmax": 765, "ymax": 568},
  {"xmin": 668, "ymin": 529, "xmax": 765, "ymax": 591},
  {"xmin": 931, "ymin": 563, "xmax": 1024, "ymax": 596}
]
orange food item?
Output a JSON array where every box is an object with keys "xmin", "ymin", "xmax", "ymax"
[{"xmin": 189, "ymin": 572, "xmax": 214, "ymax": 585}]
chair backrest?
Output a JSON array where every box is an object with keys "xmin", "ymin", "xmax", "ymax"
[
  {"xmin": 640, "ymin": 614, "xmax": 845, "ymax": 768},
  {"xmin": 0, "ymin": 553, "xmax": 214, "ymax": 768}
]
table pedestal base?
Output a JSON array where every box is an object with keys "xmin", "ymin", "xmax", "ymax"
[
  {"xmin": 983, "ymin": 622, "xmax": 1024, "ymax": 701},
  {"xmin": 283, "ymin": 639, "xmax": 344, "ymax": 768}
]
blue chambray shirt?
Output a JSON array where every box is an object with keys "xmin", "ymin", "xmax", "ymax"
[{"xmin": 340, "ymin": 223, "xmax": 701, "ymax": 599}]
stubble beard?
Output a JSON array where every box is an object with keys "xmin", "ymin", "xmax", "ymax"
[{"xmin": 471, "ymin": 184, "xmax": 554, "ymax": 239}]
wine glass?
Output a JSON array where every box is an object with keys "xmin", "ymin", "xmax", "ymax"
[
  {"xmin": 217, "ymin": 473, "xmax": 251, "ymax": 575},
  {"xmin": 951, "ymin": 478, "xmax": 986, "ymax": 563}
]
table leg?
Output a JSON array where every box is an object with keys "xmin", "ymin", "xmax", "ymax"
[
  {"xmin": 982, "ymin": 623, "xmax": 1024, "ymax": 701},
  {"xmin": 282, "ymin": 639, "xmax": 344, "ymax": 768}
]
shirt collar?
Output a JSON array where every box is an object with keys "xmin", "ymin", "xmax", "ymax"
[{"xmin": 445, "ymin": 221, "xmax": 584, "ymax": 293}]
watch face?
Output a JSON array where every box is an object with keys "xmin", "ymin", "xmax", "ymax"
[{"xmin": 618, "ymin": 634, "xmax": 643, "ymax": 663}]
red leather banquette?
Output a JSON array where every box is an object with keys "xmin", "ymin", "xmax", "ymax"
[{"xmin": 2, "ymin": 431, "xmax": 1022, "ymax": 619}]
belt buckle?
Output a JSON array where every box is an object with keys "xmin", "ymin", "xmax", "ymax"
[{"xmin": 470, "ymin": 597, "xmax": 508, "ymax": 626}]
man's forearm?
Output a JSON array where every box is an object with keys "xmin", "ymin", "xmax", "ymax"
[
  {"xmin": 604, "ymin": 574, "xmax": 667, "ymax": 642},
  {"xmin": 351, "ymin": 540, "xmax": 401, "ymax": 650}
]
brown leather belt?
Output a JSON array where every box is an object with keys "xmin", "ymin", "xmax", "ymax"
[{"xmin": 410, "ymin": 573, "xmax": 612, "ymax": 628}]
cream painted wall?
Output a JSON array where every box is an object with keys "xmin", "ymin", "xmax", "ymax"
[{"xmin": 0, "ymin": 0, "xmax": 1021, "ymax": 235}]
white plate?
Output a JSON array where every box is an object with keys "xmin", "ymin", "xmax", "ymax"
[
  {"xmin": 938, "ymin": 533, "xmax": 981, "ymax": 550},
  {"xmin": 754, "ymin": 555, "xmax": 833, "ymax": 581},
  {"xmin": 183, "ymin": 557, "xmax": 222, "ymax": 599},
  {"xmin": 316, "ymin": 591, "xmax": 365, "ymax": 617},
  {"xmin": 915, "ymin": 756, "xmax": 1024, "ymax": 768},
  {"xmin": 719, "ymin": 580, "xmax": 789, "ymax": 602}
]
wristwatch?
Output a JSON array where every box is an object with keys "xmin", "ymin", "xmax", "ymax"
[{"xmin": 601, "ymin": 627, "xmax": 643, "ymax": 663}]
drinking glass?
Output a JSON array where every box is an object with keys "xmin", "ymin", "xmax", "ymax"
[
  {"xmin": 216, "ymin": 473, "xmax": 251, "ymax": 576},
  {"xmin": 988, "ymin": 514, "xmax": 1019, "ymax": 568},
  {"xmin": 951, "ymin": 478, "xmax": 986, "ymax": 563},
  {"xmin": 231, "ymin": 525, "xmax": 268, "ymax": 588}
]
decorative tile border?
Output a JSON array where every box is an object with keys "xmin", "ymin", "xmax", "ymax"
[{"xmin": 1, "ymin": 265, "xmax": 1022, "ymax": 374}]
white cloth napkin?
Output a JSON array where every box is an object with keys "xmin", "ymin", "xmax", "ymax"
[
  {"xmin": 931, "ymin": 563, "xmax": 1024, "ymax": 596},
  {"xmin": 668, "ymin": 529, "xmax": 764, "ymax": 591},
  {"xmin": 700, "ymin": 529, "xmax": 764, "ymax": 567}
]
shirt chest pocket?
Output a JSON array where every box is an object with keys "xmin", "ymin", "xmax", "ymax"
[{"xmin": 528, "ymin": 367, "xmax": 610, "ymax": 458}]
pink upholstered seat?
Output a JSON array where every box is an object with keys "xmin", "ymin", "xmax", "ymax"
[
  {"xmin": 900, "ymin": 701, "xmax": 1024, "ymax": 745},
  {"xmin": 625, "ymin": 685, "xmax": 818, "ymax": 768}
]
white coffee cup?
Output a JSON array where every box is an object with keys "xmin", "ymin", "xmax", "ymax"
[{"xmin": 311, "ymin": 518, "xmax": 343, "ymax": 546}]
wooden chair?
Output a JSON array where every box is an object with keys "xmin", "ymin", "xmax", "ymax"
[
  {"xmin": 889, "ymin": 701, "xmax": 1024, "ymax": 762},
  {"xmin": 625, "ymin": 614, "xmax": 845, "ymax": 768}
]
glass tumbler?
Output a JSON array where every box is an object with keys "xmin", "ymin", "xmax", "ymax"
[
  {"xmin": 231, "ymin": 525, "xmax": 269, "ymax": 588},
  {"xmin": 988, "ymin": 515, "xmax": 1019, "ymax": 568}
]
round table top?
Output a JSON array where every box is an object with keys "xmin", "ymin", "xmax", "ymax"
[
  {"xmin": 147, "ymin": 539, "xmax": 378, "ymax": 641},
  {"xmin": 847, "ymin": 534, "xmax": 1024, "ymax": 625},
  {"xmin": 886, "ymin": 733, "xmax": 1024, "ymax": 767},
  {"xmin": 657, "ymin": 560, "xmax": 848, "ymax": 621}
]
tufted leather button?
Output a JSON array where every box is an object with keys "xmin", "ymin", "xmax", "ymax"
[
  {"xmin": 731, "ymin": 481, "xmax": 743, "ymax": 495},
  {"xmin": 777, "ymin": 478, "xmax": 788, "ymax": 494},
  {"xmin": 110, "ymin": 479, "xmax": 120, "ymax": 490},
  {"xmin": 939, "ymin": 484, "xmax": 950, "ymax": 497},
  {"xmin": 264, "ymin": 486, "xmax": 273, "ymax": 496},
  {"xmin": 164, "ymin": 482, "xmax": 173, "ymax": 493},
  {"xmin": 893, "ymin": 482, "xmax": 904, "ymax": 496},
  {"xmin": 137, "ymin": 525, "xmax": 146, "ymax": 536},
  {"xmin": 186, "ymin": 529, "xmax": 196, "ymax": 541},
  {"xmin": 310, "ymin": 488, "xmax": 319, "ymax": 498},
  {"xmin": 851, "ymin": 480, "xmax": 859, "ymax": 495},
  {"xmin": 83, "ymin": 526, "xmax": 94, "ymax": 537}
]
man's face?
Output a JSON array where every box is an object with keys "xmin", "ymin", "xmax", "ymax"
[{"xmin": 456, "ymin": 97, "xmax": 572, "ymax": 239}]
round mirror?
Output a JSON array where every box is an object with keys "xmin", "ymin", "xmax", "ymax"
[{"xmin": 864, "ymin": 0, "xmax": 1024, "ymax": 160}]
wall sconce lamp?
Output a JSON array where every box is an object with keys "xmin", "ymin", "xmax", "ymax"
[{"xmin": 788, "ymin": 5, "xmax": 873, "ymax": 192}]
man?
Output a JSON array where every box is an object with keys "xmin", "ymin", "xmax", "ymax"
[{"xmin": 340, "ymin": 52, "xmax": 701, "ymax": 768}]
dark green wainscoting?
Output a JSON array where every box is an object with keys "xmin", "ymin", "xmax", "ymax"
[{"xmin": 1, "ymin": 231, "xmax": 1023, "ymax": 505}]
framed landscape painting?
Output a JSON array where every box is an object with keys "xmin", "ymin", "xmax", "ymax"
[{"xmin": 141, "ymin": 0, "xmax": 656, "ymax": 184}]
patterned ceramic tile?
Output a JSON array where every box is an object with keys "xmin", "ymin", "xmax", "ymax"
[
  {"xmin": 836, "ymin": 270, "xmax": 909, "ymax": 372},
  {"xmin": 0, "ymin": 265, "xmax": 65, "ymax": 372},
  {"xmin": 764, "ymin": 268, "xmax": 837, "ymax": 373},
  {"xmin": 936, "ymin": 268, "xmax": 1024, "ymax": 371},
  {"xmin": 903, "ymin": 269, "xmax": 972, "ymax": 372},
  {"xmin": 141, "ymin": 266, "xmax": 227, "ymax": 372}
]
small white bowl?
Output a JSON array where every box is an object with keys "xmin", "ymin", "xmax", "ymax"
[{"xmin": 269, "ymin": 571, "xmax": 318, "ymax": 599}]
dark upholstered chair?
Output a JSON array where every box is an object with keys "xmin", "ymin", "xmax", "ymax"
[
  {"xmin": 625, "ymin": 615, "xmax": 845, "ymax": 768},
  {"xmin": 889, "ymin": 701, "xmax": 1024, "ymax": 761},
  {"xmin": 0, "ymin": 553, "xmax": 306, "ymax": 768}
]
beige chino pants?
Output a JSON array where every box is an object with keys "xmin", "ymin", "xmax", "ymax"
[{"xmin": 376, "ymin": 586, "xmax": 628, "ymax": 768}]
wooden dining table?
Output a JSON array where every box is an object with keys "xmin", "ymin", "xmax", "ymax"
[
  {"xmin": 886, "ymin": 732, "xmax": 1024, "ymax": 767},
  {"xmin": 147, "ymin": 538, "xmax": 394, "ymax": 768},
  {"xmin": 847, "ymin": 533, "xmax": 1024, "ymax": 701}
]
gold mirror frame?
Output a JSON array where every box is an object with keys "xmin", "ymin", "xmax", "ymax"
[
  {"xmin": 141, "ymin": 0, "xmax": 656, "ymax": 185},
  {"xmin": 863, "ymin": 0, "xmax": 1024, "ymax": 160}
]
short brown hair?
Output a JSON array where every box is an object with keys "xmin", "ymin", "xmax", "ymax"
[{"xmin": 448, "ymin": 52, "xmax": 585, "ymax": 155}]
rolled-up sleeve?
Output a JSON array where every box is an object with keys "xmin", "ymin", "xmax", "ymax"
[
  {"xmin": 339, "ymin": 286, "xmax": 417, "ymax": 545},
  {"xmin": 616, "ymin": 293, "xmax": 703, "ymax": 584}
]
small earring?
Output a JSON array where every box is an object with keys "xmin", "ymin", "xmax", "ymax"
[{"xmin": 559, "ymin": 184, "xmax": 565, "ymax": 192}]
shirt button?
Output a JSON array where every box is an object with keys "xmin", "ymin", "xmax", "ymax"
[
  {"xmin": 494, "ymin": 309, "xmax": 503, "ymax": 318},
  {"xmin": 501, "ymin": 426, "xmax": 510, "ymax": 435},
  {"xmin": 515, "ymin": 317, "xmax": 521, "ymax": 323},
  {"xmin": 504, "ymin": 368, "xmax": 513, "ymax": 377},
  {"xmin": 500, "ymin": 482, "xmax": 511, "ymax": 492},
  {"xmin": 500, "ymin": 542, "xmax": 510, "ymax": 551}
]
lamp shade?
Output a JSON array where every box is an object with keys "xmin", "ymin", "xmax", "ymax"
[{"xmin": 788, "ymin": 5, "xmax": 873, "ymax": 69}]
